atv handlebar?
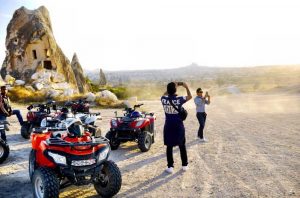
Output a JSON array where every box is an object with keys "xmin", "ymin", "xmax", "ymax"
[
  {"xmin": 133, "ymin": 103, "xmax": 144, "ymax": 110},
  {"xmin": 46, "ymin": 136, "xmax": 109, "ymax": 148}
]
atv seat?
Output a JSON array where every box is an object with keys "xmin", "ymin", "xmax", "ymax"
[{"xmin": 33, "ymin": 127, "xmax": 48, "ymax": 134}]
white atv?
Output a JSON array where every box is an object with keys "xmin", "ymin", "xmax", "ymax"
[
  {"xmin": 75, "ymin": 112, "xmax": 102, "ymax": 137},
  {"xmin": 41, "ymin": 112, "xmax": 102, "ymax": 137}
]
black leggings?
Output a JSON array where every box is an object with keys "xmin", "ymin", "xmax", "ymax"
[{"xmin": 166, "ymin": 144, "xmax": 188, "ymax": 168}]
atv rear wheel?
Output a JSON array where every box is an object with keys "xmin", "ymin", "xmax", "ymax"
[
  {"xmin": 94, "ymin": 160, "xmax": 122, "ymax": 197},
  {"xmin": 21, "ymin": 122, "xmax": 32, "ymax": 139},
  {"xmin": 29, "ymin": 149, "xmax": 37, "ymax": 181},
  {"xmin": 105, "ymin": 131, "xmax": 120, "ymax": 150},
  {"xmin": 138, "ymin": 131, "xmax": 152, "ymax": 152},
  {"xmin": 32, "ymin": 167, "xmax": 59, "ymax": 198},
  {"xmin": 0, "ymin": 139, "xmax": 9, "ymax": 164}
]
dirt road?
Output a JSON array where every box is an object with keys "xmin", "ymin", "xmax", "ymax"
[{"xmin": 0, "ymin": 94, "xmax": 299, "ymax": 197}]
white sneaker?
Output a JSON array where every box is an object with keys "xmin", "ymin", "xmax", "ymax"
[
  {"xmin": 165, "ymin": 167, "xmax": 174, "ymax": 174},
  {"xmin": 199, "ymin": 138, "xmax": 208, "ymax": 142},
  {"xmin": 182, "ymin": 166, "xmax": 188, "ymax": 171}
]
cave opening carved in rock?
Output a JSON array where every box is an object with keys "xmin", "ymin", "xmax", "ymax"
[{"xmin": 43, "ymin": 60, "xmax": 52, "ymax": 70}]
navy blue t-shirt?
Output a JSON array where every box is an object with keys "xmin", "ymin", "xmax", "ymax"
[
  {"xmin": 161, "ymin": 95, "xmax": 187, "ymax": 146},
  {"xmin": 161, "ymin": 95, "xmax": 187, "ymax": 120}
]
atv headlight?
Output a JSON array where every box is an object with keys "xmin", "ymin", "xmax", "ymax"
[
  {"xmin": 98, "ymin": 146, "xmax": 109, "ymax": 161},
  {"xmin": 111, "ymin": 119, "xmax": 118, "ymax": 127},
  {"xmin": 48, "ymin": 152, "xmax": 67, "ymax": 165}
]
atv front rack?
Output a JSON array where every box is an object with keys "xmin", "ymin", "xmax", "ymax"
[
  {"xmin": 34, "ymin": 127, "xmax": 67, "ymax": 134},
  {"xmin": 46, "ymin": 136, "xmax": 109, "ymax": 147}
]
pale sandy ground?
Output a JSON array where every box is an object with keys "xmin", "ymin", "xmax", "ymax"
[{"xmin": 0, "ymin": 94, "xmax": 299, "ymax": 198}]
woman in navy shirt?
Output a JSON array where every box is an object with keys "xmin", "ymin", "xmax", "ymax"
[{"xmin": 161, "ymin": 82, "xmax": 192, "ymax": 173}]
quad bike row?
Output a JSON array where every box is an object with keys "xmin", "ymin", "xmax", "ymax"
[
  {"xmin": 20, "ymin": 100, "xmax": 101, "ymax": 139},
  {"xmin": 20, "ymin": 100, "xmax": 156, "ymax": 153},
  {"xmin": 0, "ymin": 100, "xmax": 156, "ymax": 197}
]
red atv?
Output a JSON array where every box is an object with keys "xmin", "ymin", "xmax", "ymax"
[
  {"xmin": 105, "ymin": 104, "xmax": 156, "ymax": 152},
  {"xmin": 29, "ymin": 118, "xmax": 122, "ymax": 198},
  {"xmin": 21, "ymin": 101, "xmax": 56, "ymax": 139},
  {"xmin": 66, "ymin": 99, "xmax": 90, "ymax": 113}
]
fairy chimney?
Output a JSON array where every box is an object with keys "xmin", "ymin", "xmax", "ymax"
[
  {"xmin": 71, "ymin": 53, "xmax": 90, "ymax": 93},
  {"xmin": 99, "ymin": 68, "xmax": 107, "ymax": 86},
  {"xmin": 1, "ymin": 6, "xmax": 78, "ymax": 91}
]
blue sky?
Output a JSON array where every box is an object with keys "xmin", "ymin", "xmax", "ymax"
[{"xmin": 1, "ymin": 0, "xmax": 300, "ymax": 71}]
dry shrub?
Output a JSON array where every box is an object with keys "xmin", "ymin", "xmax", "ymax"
[
  {"xmin": 8, "ymin": 86, "xmax": 45, "ymax": 103},
  {"xmin": 53, "ymin": 93, "xmax": 85, "ymax": 103},
  {"xmin": 95, "ymin": 97, "xmax": 124, "ymax": 108}
]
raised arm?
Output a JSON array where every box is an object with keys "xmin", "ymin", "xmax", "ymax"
[
  {"xmin": 205, "ymin": 92, "xmax": 211, "ymax": 105},
  {"xmin": 182, "ymin": 82, "xmax": 192, "ymax": 101}
]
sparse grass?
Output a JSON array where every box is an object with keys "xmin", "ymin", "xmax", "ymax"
[{"xmin": 8, "ymin": 86, "xmax": 46, "ymax": 103}]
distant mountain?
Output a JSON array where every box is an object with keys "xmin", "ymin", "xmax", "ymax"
[
  {"xmin": 85, "ymin": 63, "xmax": 222, "ymax": 85},
  {"xmin": 85, "ymin": 63, "xmax": 300, "ymax": 86}
]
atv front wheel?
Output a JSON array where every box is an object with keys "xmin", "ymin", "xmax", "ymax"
[
  {"xmin": 105, "ymin": 131, "xmax": 120, "ymax": 150},
  {"xmin": 94, "ymin": 160, "xmax": 122, "ymax": 197},
  {"xmin": 0, "ymin": 139, "xmax": 9, "ymax": 164},
  {"xmin": 138, "ymin": 131, "xmax": 152, "ymax": 152},
  {"xmin": 21, "ymin": 122, "xmax": 32, "ymax": 139},
  {"xmin": 32, "ymin": 167, "xmax": 59, "ymax": 198},
  {"xmin": 29, "ymin": 149, "xmax": 37, "ymax": 181}
]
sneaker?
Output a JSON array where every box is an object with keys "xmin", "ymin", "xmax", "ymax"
[
  {"xmin": 199, "ymin": 138, "xmax": 208, "ymax": 142},
  {"xmin": 165, "ymin": 167, "xmax": 174, "ymax": 174},
  {"xmin": 182, "ymin": 166, "xmax": 188, "ymax": 171}
]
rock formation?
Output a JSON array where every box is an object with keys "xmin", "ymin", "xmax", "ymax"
[
  {"xmin": 99, "ymin": 68, "xmax": 107, "ymax": 86},
  {"xmin": 71, "ymin": 53, "xmax": 90, "ymax": 93},
  {"xmin": 1, "ymin": 6, "xmax": 89, "ymax": 94}
]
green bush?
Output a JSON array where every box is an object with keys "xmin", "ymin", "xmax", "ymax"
[
  {"xmin": 107, "ymin": 86, "xmax": 129, "ymax": 99},
  {"xmin": 89, "ymin": 83, "xmax": 100, "ymax": 93}
]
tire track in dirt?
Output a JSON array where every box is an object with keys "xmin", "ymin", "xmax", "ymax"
[
  {"xmin": 184, "ymin": 117, "xmax": 214, "ymax": 197},
  {"xmin": 203, "ymin": 116, "xmax": 260, "ymax": 197},
  {"xmin": 216, "ymin": 112, "xmax": 299, "ymax": 197}
]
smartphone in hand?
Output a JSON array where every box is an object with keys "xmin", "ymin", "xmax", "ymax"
[{"xmin": 177, "ymin": 82, "xmax": 184, "ymax": 86}]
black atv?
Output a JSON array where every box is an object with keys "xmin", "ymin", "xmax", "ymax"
[{"xmin": 0, "ymin": 120, "xmax": 10, "ymax": 164}]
